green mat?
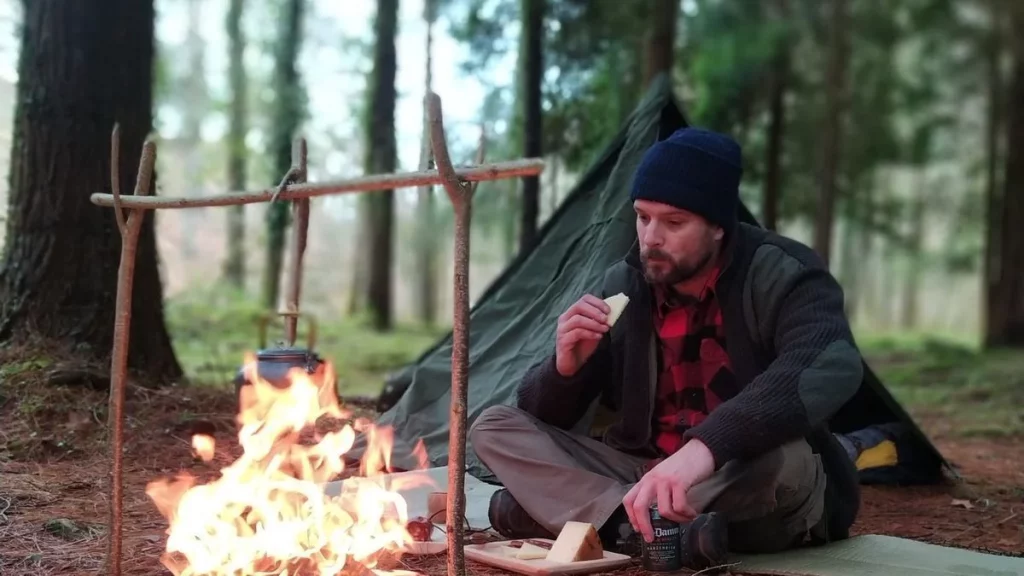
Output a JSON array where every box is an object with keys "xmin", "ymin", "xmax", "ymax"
[{"xmin": 731, "ymin": 535, "xmax": 1024, "ymax": 576}]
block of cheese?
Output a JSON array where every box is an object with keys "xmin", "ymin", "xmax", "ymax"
[
  {"xmin": 515, "ymin": 541, "xmax": 549, "ymax": 560},
  {"xmin": 603, "ymin": 293, "xmax": 630, "ymax": 327},
  {"xmin": 545, "ymin": 521, "xmax": 604, "ymax": 563}
]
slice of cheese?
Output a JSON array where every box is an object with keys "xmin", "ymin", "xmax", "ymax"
[
  {"xmin": 498, "ymin": 545, "xmax": 521, "ymax": 558},
  {"xmin": 603, "ymin": 293, "xmax": 630, "ymax": 327},
  {"xmin": 515, "ymin": 542, "xmax": 549, "ymax": 560},
  {"xmin": 545, "ymin": 521, "xmax": 604, "ymax": 563}
]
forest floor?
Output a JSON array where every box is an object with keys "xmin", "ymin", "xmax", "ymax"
[{"xmin": 0, "ymin": 294, "xmax": 1022, "ymax": 575}]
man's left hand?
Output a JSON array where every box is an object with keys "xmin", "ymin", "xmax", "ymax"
[{"xmin": 622, "ymin": 438, "xmax": 716, "ymax": 542}]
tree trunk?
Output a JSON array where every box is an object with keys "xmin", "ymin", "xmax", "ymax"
[
  {"xmin": 262, "ymin": 0, "xmax": 304, "ymax": 310},
  {"xmin": 0, "ymin": 0, "xmax": 181, "ymax": 380},
  {"xmin": 180, "ymin": 0, "xmax": 205, "ymax": 261},
  {"xmin": 902, "ymin": 173, "xmax": 926, "ymax": 330},
  {"xmin": 223, "ymin": 0, "xmax": 247, "ymax": 289},
  {"xmin": 813, "ymin": 0, "xmax": 849, "ymax": 267},
  {"xmin": 518, "ymin": 0, "xmax": 542, "ymax": 254},
  {"xmin": 983, "ymin": 0, "xmax": 1005, "ymax": 345},
  {"xmin": 859, "ymin": 179, "xmax": 875, "ymax": 323},
  {"xmin": 986, "ymin": 7, "xmax": 1024, "ymax": 348},
  {"xmin": 503, "ymin": 178, "xmax": 518, "ymax": 263},
  {"xmin": 364, "ymin": 0, "xmax": 398, "ymax": 332},
  {"xmin": 838, "ymin": 196, "xmax": 859, "ymax": 320},
  {"xmin": 643, "ymin": 0, "xmax": 678, "ymax": 87},
  {"xmin": 415, "ymin": 0, "xmax": 437, "ymax": 327},
  {"xmin": 348, "ymin": 202, "xmax": 369, "ymax": 315},
  {"xmin": 548, "ymin": 155, "xmax": 560, "ymax": 215},
  {"xmin": 762, "ymin": 0, "xmax": 790, "ymax": 231}
]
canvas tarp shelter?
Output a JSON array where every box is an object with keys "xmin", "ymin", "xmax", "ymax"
[{"xmin": 371, "ymin": 74, "xmax": 952, "ymax": 486}]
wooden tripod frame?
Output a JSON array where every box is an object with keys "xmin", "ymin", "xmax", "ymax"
[{"xmin": 90, "ymin": 92, "xmax": 544, "ymax": 576}]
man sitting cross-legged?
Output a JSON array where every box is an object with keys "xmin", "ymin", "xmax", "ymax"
[{"xmin": 468, "ymin": 127, "xmax": 864, "ymax": 571}]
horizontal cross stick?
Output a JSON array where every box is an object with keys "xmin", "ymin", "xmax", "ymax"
[{"xmin": 89, "ymin": 158, "xmax": 543, "ymax": 210}]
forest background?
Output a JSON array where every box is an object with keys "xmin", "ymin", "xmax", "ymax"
[{"xmin": 0, "ymin": 0, "xmax": 1020, "ymax": 457}]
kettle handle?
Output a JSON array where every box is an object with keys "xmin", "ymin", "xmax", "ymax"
[{"xmin": 256, "ymin": 312, "xmax": 318, "ymax": 350}]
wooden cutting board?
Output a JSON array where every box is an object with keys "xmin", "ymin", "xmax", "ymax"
[{"xmin": 464, "ymin": 539, "xmax": 633, "ymax": 576}]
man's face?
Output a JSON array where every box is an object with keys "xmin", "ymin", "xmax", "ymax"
[{"xmin": 634, "ymin": 199, "xmax": 720, "ymax": 286}]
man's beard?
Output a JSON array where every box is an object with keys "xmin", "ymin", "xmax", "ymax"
[{"xmin": 640, "ymin": 247, "xmax": 713, "ymax": 286}]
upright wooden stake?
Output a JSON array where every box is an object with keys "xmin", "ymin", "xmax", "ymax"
[
  {"xmin": 283, "ymin": 137, "xmax": 309, "ymax": 345},
  {"xmin": 105, "ymin": 127, "xmax": 156, "ymax": 576},
  {"xmin": 427, "ymin": 92, "xmax": 474, "ymax": 576}
]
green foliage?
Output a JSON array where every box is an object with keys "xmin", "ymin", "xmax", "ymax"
[
  {"xmin": 683, "ymin": 1, "xmax": 780, "ymax": 133},
  {"xmin": 447, "ymin": 0, "xmax": 650, "ymax": 173},
  {"xmin": 446, "ymin": 0, "xmax": 520, "ymax": 75},
  {"xmin": 0, "ymin": 356, "xmax": 52, "ymax": 379}
]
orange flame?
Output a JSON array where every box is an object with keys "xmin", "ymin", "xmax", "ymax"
[{"xmin": 146, "ymin": 353, "xmax": 430, "ymax": 575}]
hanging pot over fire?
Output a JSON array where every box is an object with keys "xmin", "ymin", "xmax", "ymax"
[
  {"xmin": 233, "ymin": 178, "xmax": 319, "ymax": 396},
  {"xmin": 233, "ymin": 312, "xmax": 324, "ymax": 393}
]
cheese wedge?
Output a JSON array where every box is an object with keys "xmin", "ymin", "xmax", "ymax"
[
  {"xmin": 515, "ymin": 542, "xmax": 550, "ymax": 560},
  {"xmin": 545, "ymin": 521, "xmax": 604, "ymax": 563},
  {"xmin": 603, "ymin": 293, "xmax": 630, "ymax": 327}
]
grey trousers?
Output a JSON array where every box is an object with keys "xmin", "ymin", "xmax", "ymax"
[{"xmin": 470, "ymin": 405, "xmax": 827, "ymax": 553}]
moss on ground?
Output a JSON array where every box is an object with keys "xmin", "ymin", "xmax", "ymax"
[{"xmin": 858, "ymin": 332, "xmax": 1024, "ymax": 437}]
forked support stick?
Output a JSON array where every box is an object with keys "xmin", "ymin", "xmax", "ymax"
[
  {"xmin": 104, "ymin": 125, "xmax": 156, "ymax": 576},
  {"xmin": 426, "ymin": 91, "xmax": 474, "ymax": 576}
]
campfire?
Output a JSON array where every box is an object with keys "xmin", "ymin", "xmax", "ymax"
[{"xmin": 145, "ymin": 352, "xmax": 432, "ymax": 575}]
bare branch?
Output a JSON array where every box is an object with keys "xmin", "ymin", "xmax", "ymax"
[
  {"xmin": 133, "ymin": 140, "xmax": 156, "ymax": 197},
  {"xmin": 271, "ymin": 165, "xmax": 301, "ymax": 204},
  {"xmin": 427, "ymin": 92, "xmax": 471, "ymax": 205},
  {"xmin": 90, "ymin": 158, "xmax": 543, "ymax": 210},
  {"xmin": 110, "ymin": 124, "xmax": 127, "ymax": 237}
]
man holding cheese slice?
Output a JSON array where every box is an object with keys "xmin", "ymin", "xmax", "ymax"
[{"xmin": 470, "ymin": 127, "xmax": 863, "ymax": 570}]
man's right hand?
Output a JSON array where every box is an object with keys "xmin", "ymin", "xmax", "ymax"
[{"xmin": 555, "ymin": 294, "xmax": 611, "ymax": 377}]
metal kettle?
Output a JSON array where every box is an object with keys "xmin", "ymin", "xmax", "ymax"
[{"xmin": 233, "ymin": 312, "xmax": 323, "ymax": 394}]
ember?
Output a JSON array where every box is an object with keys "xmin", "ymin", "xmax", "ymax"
[{"xmin": 145, "ymin": 352, "xmax": 430, "ymax": 575}]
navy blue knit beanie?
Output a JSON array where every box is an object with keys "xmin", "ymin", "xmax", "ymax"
[{"xmin": 629, "ymin": 127, "xmax": 742, "ymax": 232}]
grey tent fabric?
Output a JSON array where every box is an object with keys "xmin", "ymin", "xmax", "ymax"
[{"xmin": 373, "ymin": 75, "xmax": 951, "ymax": 485}]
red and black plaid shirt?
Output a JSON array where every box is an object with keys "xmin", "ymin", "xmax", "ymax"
[{"xmin": 650, "ymin": 268, "xmax": 739, "ymax": 456}]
